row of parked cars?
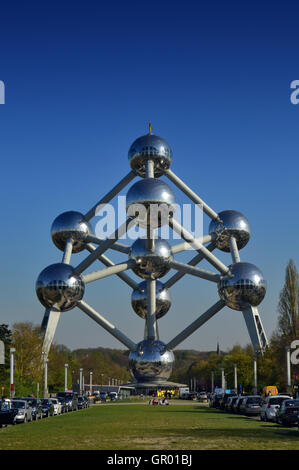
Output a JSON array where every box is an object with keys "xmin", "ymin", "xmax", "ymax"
[
  {"xmin": 0, "ymin": 392, "xmax": 90, "ymax": 427},
  {"xmin": 210, "ymin": 392, "xmax": 299, "ymax": 426}
]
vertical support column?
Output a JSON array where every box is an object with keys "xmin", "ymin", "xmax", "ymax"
[
  {"xmin": 44, "ymin": 357, "xmax": 48, "ymax": 398},
  {"xmin": 242, "ymin": 306, "xmax": 268, "ymax": 353},
  {"xmin": 90, "ymin": 372, "xmax": 93, "ymax": 396},
  {"xmin": 146, "ymin": 279, "xmax": 157, "ymax": 340},
  {"xmin": 229, "ymin": 236, "xmax": 240, "ymax": 263}
]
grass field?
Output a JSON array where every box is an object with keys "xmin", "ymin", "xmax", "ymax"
[{"xmin": 1, "ymin": 403, "xmax": 299, "ymax": 450}]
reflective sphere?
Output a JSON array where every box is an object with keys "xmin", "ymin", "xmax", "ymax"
[
  {"xmin": 126, "ymin": 178, "xmax": 176, "ymax": 228},
  {"xmin": 218, "ymin": 262, "xmax": 266, "ymax": 311},
  {"xmin": 130, "ymin": 238, "xmax": 173, "ymax": 279},
  {"xmin": 51, "ymin": 211, "xmax": 92, "ymax": 253},
  {"xmin": 131, "ymin": 280, "xmax": 171, "ymax": 319},
  {"xmin": 129, "ymin": 340, "xmax": 174, "ymax": 382},
  {"xmin": 128, "ymin": 133, "xmax": 172, "ymax": 177},
  {"xmin": 209, "ymin": 210, "xmax": 250, "ymax": 252},
  {"xmin": 36, "ymin": 263, "xmax": 84, "ymax": 311}
]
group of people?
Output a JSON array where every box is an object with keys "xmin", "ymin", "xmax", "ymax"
[{"xmin": 148, "ymin": 398, "xmax": 169, "ymax": 406}]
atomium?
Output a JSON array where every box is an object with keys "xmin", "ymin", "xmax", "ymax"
[
  {"xmin": 129, "ymin": 340, "xmax": 174, "ymax": 382},
  {"xmin": 209, "ymin": 210, "xmax": 250, "ymax": 252},
  {"xmin": 129, "ymin": 238, "xmax": 173, "ymax": 279},
  {"xmin": 131, "ymin": 280, "xmax": 171, "ymax": 319},
  {"xmin": 51, "ymin": 211, "xmax": 92, "ymax": 253},
  {"xmin": 36, "ymin": 263, "xmax": 85, "ymax": 311},
  {"xmin": 128, "ymin": 133, "xmax": 172, "ymax": 178},
  {"xmin": 218, "ymin": 262, "xmax": 266, "ymax": 311},
  {"xmin": 126, "ymin": 178, "xmax": 176, "ymax": 228},
  {"xmin": 37, "ymin": 124, "xmax": 268, "ymax": 388}
]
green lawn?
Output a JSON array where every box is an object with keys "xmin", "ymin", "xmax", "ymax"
[{"xmin": 1, "ymin": 404, "xmax": 299, "ymax": 450}]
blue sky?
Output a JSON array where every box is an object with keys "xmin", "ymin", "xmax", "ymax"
[{"xmin": 1, "ymin": 1, "xmax": 299, "ymax": 352}]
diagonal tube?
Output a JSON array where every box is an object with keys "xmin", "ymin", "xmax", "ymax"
[
  {"xmin": 164, "ymin": 169, "xmax": 221, "ymax": 222},
  {"xmin": 77, "ymin": 300, "xmax": 137, "ymax": 351},
  {"xmin": 62, "ymin": 238, "xmax": 73, "ymax": 264},
  {"xmin": 40, "ymin": 306, "xmax": 61, "ymax": 356},
  {"xmin": 82, "ymin": 259, "xmax": 136, "ymax": 284},
  {"xmin": 168, "ymin": 260, "xmax": 220, "ymax": 283},
  {"xmin": 85, "ymin": 244, "xmax": 139, "ymax": 290},
  {"xmin": 85, "ymin": 234, "xmax": 130, "ymax": 254},
  {"xmin": 84, "ymin": 170, "xmax": 136, "ymax": 221},
  {"xmin": 166, "ymin": 299, "xmax": 226, "ymax": 350},
  {"xmin": 169, "ymin": 218, "xmax": 229, "ymax": 275},
  {"xmin": 229, "ymin": 236, "xmax": 240, "ymax": 263},
  {"xmin": 165, "ymin": 243, "xmax": 216, "ymax": 289},
  {"xmin": 75, "ymin": 218, "xmax": 136, "ymax": 274},
  {"xmin": 171, "ymin": 234, "xmax": 213, "ymax": 254}
]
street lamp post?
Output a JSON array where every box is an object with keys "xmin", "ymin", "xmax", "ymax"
[
  {"xmin": 80, "ymin": 368, "xmax": 83, "ymax": 395},
  {"xmin": 221, "ymin": 368, "xmax": 225, "ymax": 391},
  {"xmin": 286, "ymin": 346, "xmax": 291, "ymax": 392},
  {"xmin": 234, "ymin": 363, "xmax": 238, "ymax": 393},
  {"xmin": 10, "ymin": 348, "xmax": 16, "ymax": 399},
  {"xmin": 44, "ymin": 357, "xmax": 48, "ymax": 398},
  {"xmin": 253, "ymin": 356, "xmax": 257, "ymax": 395},
  {"xmin": 64, "ymin": 363, "xmax": 68, "ymax": 391},
  {"xmin": 211, "ymin": 371, "xmax": 214, "ymax": 393},
  {"xmin": 89, "ymin": 371, "xmax": 93, "ymax": 395}
]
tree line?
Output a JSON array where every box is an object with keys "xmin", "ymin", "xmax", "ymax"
[{"xmin": 0, "ymin": 259, "xmax": 299, "ymax": 396}]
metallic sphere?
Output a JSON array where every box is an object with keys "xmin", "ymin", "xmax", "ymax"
[
  {"xmin": 128, "ymin": 133, "xmax": 172, "ymax": 177},
  {"xmin": 36, "ymin": 263, "xmax": 84, "ymax": 312},
  {"xmin": 129, "ymin": 340, "xmax": 174, "ymax": 382},
  {"xmin": 131, "ymin": 280, "xmax": 171, "ymax": 319},
  {"xmin": 51, "ymin": 211, "xmax": 92, "ymax": 253},
  {"xmin": 126, "ymin": 178, "xmax": 176, "ymax": 228},
  {"xmin": 218, "ymin": 262, "xmax": 266, "ymax": 311},
  {"xmin": 129, "ymin": 238, "xmax": 173, "ymax": 279},
  {"xmin": 209, "ymin": 210, "xmax": 250, "ymax": 252}
]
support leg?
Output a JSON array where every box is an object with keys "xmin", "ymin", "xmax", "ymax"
[
  {"xmin": 242, "ymin": 306, "xmax": 268, "ymax": 353},
  {"xmin": 40, "ymin": 307, "xmax": 61, "ymax": 356}
]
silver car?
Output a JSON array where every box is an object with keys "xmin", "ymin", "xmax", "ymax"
[
  {"xmin": 260, "ymin": 395, "xmax": 292, "ymax": 422},
  {"xmin": 239, "ymin": 395, "xmax": 262, "ymax": 415},
  {"xmin": 11, "ymin": 399, "xmax": 33, "ymax": 423}
]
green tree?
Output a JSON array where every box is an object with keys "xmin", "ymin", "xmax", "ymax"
[
  {"xmin": 0, "ymin": 324, "xmax": 12, "ymax": 394},
  {"xmin": 277, "ymin": 259, "xmax": 299, "ymax": 340}
]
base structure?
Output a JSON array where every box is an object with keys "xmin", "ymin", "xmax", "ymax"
[{"xmin": 121, "ymin": 380, "xmax": 188, "ymax": 395}]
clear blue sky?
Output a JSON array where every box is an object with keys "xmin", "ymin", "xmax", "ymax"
[{"xmin": 1, "ymin": 1, "xmax": 299, "ymax": 352}]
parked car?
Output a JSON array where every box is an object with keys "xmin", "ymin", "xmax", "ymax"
[
  {"xmin": 40, "ymin": 398, "xmax": 55, "ymax": 418},
  {"xmin": 21, "ymin": 398, "xmax": 43, "ymax": 420},
  {"xmin": 50, "ymin": 398, "xmax": 62, "ymax": 415},
  {"xmin": 57, "ymin": 396, "xmax": 68, "ymax": 413},
  {"xmin": 108, "ymin": 392, "xmax": 118, "ymax": 401},
  {"xmin": 239, "ymin": 395, "xmax": 262, "ymax": 416},
  {"xmin": 276, "ymin": 399, "xmax": 299, "ymax": 426},
  {"xmin": 11, "ymin": 399, "xmax": 33, "ymax": 423},
  {"xmin": 0, "ymin": 399, "xmax": 18, "ymax": 427},
  {"xmin": 260, "ymin": 395, "xmax": 291, "ymax": 422},
  {"xmin": 210, "ymin": 394, "xmax": 223, "ymax": 409},
  {"xmin": 57, "ymin": 392, "xmax": 78, "ymax": 412},
  {"xmin": 219, "ymin": 393, "xmax": 237, "ymax": 410},
  {"xmin": 225, "ymin": 396, "xmax": 238, "ymax": 413},
  {"xmin": 77, "ymin": 396, "xmax": 86, "ymax": 409},
  {"xmin": 100, "ymin": 391, "xmax": 108, "ymax": 401},
  {"xmin": 232, "ymin": 396, "xmax": 246, "ymax": 414}
]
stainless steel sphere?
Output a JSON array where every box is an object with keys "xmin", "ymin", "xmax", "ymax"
[
  {"xmin": 126, "ymin": 178, "xmax": 176, "ymax": 228},
  {"xmin": 209, "ymin": 210, "xmax": 250, "ymax": 252},
  {"xmin": 36, "ymin": 263, "xmax": 85, "ymax": 311},
  {"xmin": 51, "ymin": 211, "xmax": 92, "ymax": 253},
  {"xmin": 131, "ymin": 280, "xmax": 171, "ymax": 319},
  {"xmin": 128, "ymin": 133, "xmax": 172, "ymax": 177},
  {"xmin": 129, "ymin": 238, "xmax": 173, "ymax": 279},
  {"xmin": 218, "ymin": 262, "xmax": 266, "ymax": 311},
  {"xmin": 129, "ymin": 340, "xmax": 174, "ymax": 382}
]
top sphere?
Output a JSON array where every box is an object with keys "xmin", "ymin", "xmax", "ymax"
[
  {"xmin": 51, "ymin": 211, "xmax": 92, "ymax": 253},
  {"xmin": 209, "ymin": 210, "xmax": 250, "ymax": 252},
  {"xmin": 128, "ymin": 133, "xmax": 172, "ymax": 177}
]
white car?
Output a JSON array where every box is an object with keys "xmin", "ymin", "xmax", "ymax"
[
  {"xmin": 260, "ymin": 395, "xmax": 292, "ymax": 422},
  {"xmin": 11, "ymin": 399, "xmax": 33, "ymax": 423},
  {"xmin": 50, "ymin": 398, "xmax": 62, "ymax": 416}
]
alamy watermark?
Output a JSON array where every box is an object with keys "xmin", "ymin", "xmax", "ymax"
[
  {"xmin": 94, "ymin": 196, "xmax": 204, "ymax": 245},
  {"xmin": 290, "ymin": 80, "xmax": 299, "ymax": 105},
  {"xmin": 0, "ymin": 81, "xmax": 5, "ymax": 104}
]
